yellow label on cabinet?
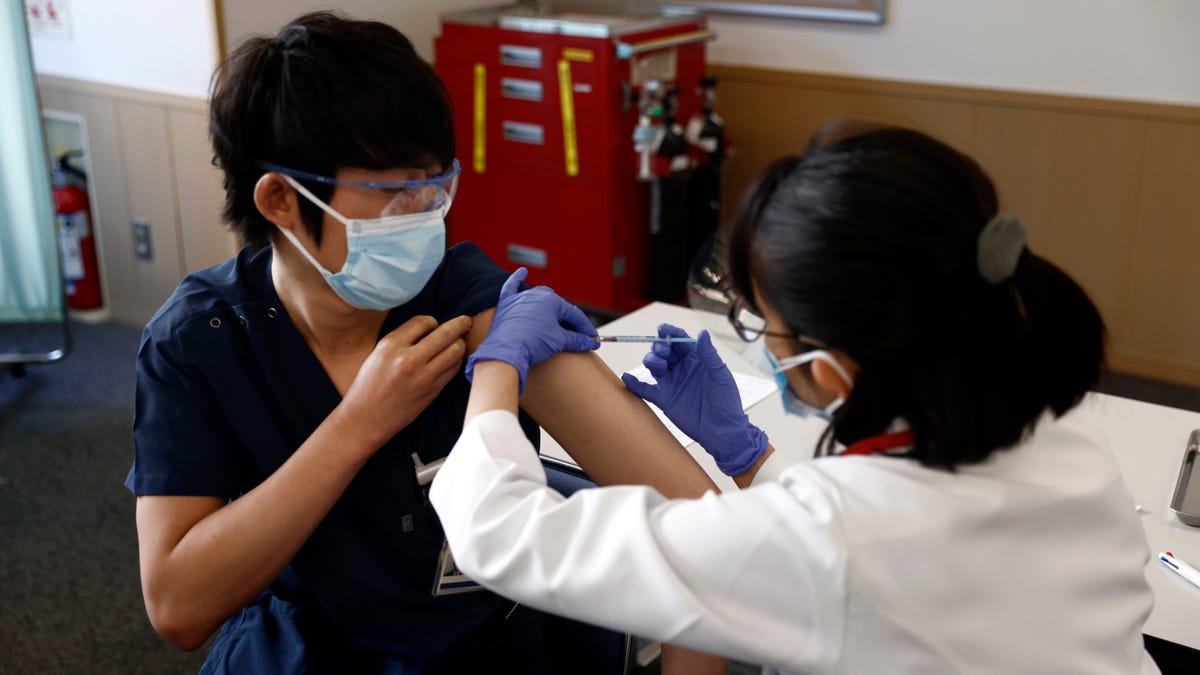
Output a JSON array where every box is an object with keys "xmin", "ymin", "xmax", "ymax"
[
  {"xmin": 557, "ymin": 60, "xmax": 579, "ymax": 177},
  {"xmin": 562, "ymin": 47, "xmax": 594, "ymax": 63},
  {"xmin": 473, "ymin": 63, "xmax": 486, "ymax": 173}
]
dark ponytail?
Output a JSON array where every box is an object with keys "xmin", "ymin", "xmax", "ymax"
[
  {"xmin": 1013, "ymin": 254, "xmax": 1106, "ymax": 416},
  {"xmin": 728, "ymin": 121, "xmax": 1107, "ymax": 469}
]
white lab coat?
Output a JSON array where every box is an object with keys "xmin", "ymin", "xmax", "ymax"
[{"xmin": 431, "ymin": 407, "xmax": 1160, "ymax": 674}]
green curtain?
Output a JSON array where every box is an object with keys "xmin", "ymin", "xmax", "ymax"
[{"xmin": 0, "ymin": 2, "xmax": 63, "ymax": 323}]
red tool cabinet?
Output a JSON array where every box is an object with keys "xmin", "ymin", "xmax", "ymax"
[{"xmin": 435, "ymin": 5, "xmax": 712, "ymax": 313}]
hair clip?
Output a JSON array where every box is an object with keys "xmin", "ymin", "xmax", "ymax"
[{"xmin": 977, "ymin": 212, "xmax": 1027, "ymax": 284}]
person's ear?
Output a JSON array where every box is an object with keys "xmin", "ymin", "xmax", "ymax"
[
  {"xmin": 253, "ymin": 173, "xmax": 301, "ymax": 231},
  {"xmin": 811, "ymin": 351, "xmax": 857, "ymax": 399}
]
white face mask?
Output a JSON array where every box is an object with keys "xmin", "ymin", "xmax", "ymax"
[
  {"xmin": 276, "ymin": 170, "xmax": 456, "ymax": 310},
  {"xmin": 760, "ymin": 347, "xmax": 853, "ymax": 421}
]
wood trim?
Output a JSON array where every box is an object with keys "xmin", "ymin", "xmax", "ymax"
[
  {"xmin": 37, "ymin": 75, "xmax": 208, "ymax": 112},
  {"xmin": 708, "ymin": 64, "xmax": 1200, "ymax": 125},
  {"xmin": 212, "ymin": 0, "xmax": 228, "ymax": 60}
]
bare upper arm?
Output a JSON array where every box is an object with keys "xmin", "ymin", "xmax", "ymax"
[
  {"xmin": 521, "ymin": 353, "xmax": 718, "ymax": 498},
  {"xmin": 466, "ymin": 307, "xmax": 496, "ymax": 353},
  {"xmin": 135, "ymin": 495, "xmax": 225, "ymax": 574},
  {"xmin": 466, "ymin": 307, "xmax": 717, "ymax": 498}
]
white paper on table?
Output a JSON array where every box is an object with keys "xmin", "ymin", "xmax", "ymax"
[{"xmin": 624, "ymin": 365, "xmax": 777, "ymax": 448}]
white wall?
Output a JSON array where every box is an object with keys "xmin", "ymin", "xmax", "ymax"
[
  {"xmin": 220, "ymin": 0, "xmax": 499, "ymax": 63},
  {"xmin": 29, "ymin": 0, "xmax": 219, "ymax": 99},
  {"xmin": 707, "ymin": 0, "xmax": 1200, "ymax": 106}
]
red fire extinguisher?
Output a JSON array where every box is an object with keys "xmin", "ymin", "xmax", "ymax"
[{"xmin": 52, "ymin": 150, "xmax": 103, "ymax": 310}]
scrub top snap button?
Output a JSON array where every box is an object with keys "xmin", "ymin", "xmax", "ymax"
[
  {"xmin": 267, "ymin": 307, "xmax": 278, "ymax": 318},
  {"xmin": 209, "ymin": 317, "xmax": 222, "ymax": 328}
]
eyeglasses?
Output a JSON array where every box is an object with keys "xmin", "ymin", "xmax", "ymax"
[
  {"xmin": 258, "ymin": 159, "xmax": 461, "ymax": 216},
  {"xmin": 727, "ymin": 295, "xmax": 802, "ymax": 343}
]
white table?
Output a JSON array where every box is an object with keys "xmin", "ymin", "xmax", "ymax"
[
  {"xmin": 1077, "ymin": 394, "xmax": 1200, "ymax": 649},
  {"xmin": 539, "ymin": 302, "xmax": 1200, "ymax": 651}
]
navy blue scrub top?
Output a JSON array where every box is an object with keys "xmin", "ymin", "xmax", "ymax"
[{"xmin": 126, "ymin": 242, "xmax": 543, "ymax": 667}]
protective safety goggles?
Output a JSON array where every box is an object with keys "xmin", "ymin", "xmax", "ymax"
[
  {"xmin": 727, "ymin": 295, "xmax": 800, "ymax": 342},
  {"xmin": 258, "ymin": 159, "xmax": 461, "ymax": 217}
]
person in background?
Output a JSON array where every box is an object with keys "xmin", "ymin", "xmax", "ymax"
[
  {"xmin": 432, "ymin": 121, "xmax": 1160, "ymax": 674},
  {"xmin": 125, "ymin": 12, "xmax": 724, "ymax": 674}
]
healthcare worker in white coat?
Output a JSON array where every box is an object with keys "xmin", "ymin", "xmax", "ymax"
[{"xmin": 430, "ymin": 122, "xmax": 1160, "ymax": 674}]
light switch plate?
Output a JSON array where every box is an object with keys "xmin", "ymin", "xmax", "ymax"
[{"xmin": 132, "ymin": 218, "xmax": 153, "ymax": 261}]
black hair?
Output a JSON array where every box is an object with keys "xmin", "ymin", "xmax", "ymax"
[
  {"xmin": 209, "ymin": 11, "xmax": 455, "ymax": 250},
  {"xmin": 729, "ymin": 121, "xmax": 1106, "ymax": 469}
]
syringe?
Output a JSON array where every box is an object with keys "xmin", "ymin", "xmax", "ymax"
[{"xmin": 594, "ymin": 335, "xmax": 698, "ymax": 344}]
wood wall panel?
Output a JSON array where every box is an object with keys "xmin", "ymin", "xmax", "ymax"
[
  {"xmin": 716, "ymin": 76, "xmax": 978, "ymax": 227},
  {"xmin": 168, "ymin": 108, "xmax": 238, "ymax": 274},
  {"xmin": 813, "ymin": 92, "xmax": 978, "ymax": 154},
  {"xmin": 1124, "ymin": 122, "xmax": 1200, "ymax": 381},
  {"xmin": 116, "ymin": 100, "xmax": 185, "ymax": 320},
  {"xmin": 37, "ymin": 86, "xmax": 68, "ymax": 110},
  {"xmin": 972, "ymin": 107, "xmax": 1055, "ymax": 237},
  {"xmin": 714, "ymin": 77, "xmax": 817, "ymax": 219},
  {"xmin": 709, "ymin": 64, "xmax": 1200, "ymax": 387},
  {"xmin": 1042, "ymin": 113, "xmax": 1146, "ymax": 353}
]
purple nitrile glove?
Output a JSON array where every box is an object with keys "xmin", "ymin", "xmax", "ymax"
[
  {"xmin": 466, "ymin": 267, "xmax": 599, "ymax": 393},
  {"xmin": 621, "ymin": 323, "xmax": 768, "ymax": 476}
]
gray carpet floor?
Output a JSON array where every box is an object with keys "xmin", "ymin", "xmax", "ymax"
[
  {"xmin": 2, "ymin": 319, "xmax": 1198, "ymax": 674},
  {"xmin": 0, "ymin": 321, "xmax": 207, "ymax": 674}
]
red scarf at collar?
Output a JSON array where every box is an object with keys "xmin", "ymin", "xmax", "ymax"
[{"xmin": 841, "ymin": 430, "xmax": 916, "ymax": 456}]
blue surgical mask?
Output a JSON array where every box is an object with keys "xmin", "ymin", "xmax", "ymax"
[
  {"xmin": 761, "ymin": 347, "xmax": 853, "ymax": 420},
  {"xmin": 277, "ymin": 174, "xmax": 453, "ymax": 310}
]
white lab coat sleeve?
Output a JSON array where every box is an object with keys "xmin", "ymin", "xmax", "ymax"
[{"xmin": 431, "ymin": 410, "xmax": 847, "ymax": 671}]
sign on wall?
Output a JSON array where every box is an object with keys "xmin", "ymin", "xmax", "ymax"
[{"xmin": 24, "ymin": 0, "xmax": 72, "ymax": 38}]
